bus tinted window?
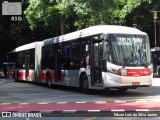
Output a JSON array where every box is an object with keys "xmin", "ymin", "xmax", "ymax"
[
  {"xmin": 17, "ymin": 52, "xmax": 25, "ymax": 69},
  {"xmin": 62, "ymin": 42, "xmax": 70, "ymax": 69},
  {"xmin": 42, "ymin": 45, "xmax": 55, "ymax": 69},
  {"xmin": 62, "ymin": 42, "xmax": 70, "ymax": 57},
  {"xmin": 70, "ymin": 41, "xmax": 80, "ymax": 68},
  {"xmin": 71, "ymin": 41, "xmax": 80, "ymax": 59}
]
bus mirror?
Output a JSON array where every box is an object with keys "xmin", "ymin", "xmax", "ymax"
[{"xmin": 86, "ymin": 45, "xmax": 89, "ymax": 52}]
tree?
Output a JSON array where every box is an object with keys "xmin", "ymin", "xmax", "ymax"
[
  {"xmin": 25, "ymin": 0, "xmax": 64, "ymax": 34},
  {"xmin": 56, "ymin": 0, "xmax": 116, "ymax": 28},
  {"xmin": 25, "ymin": 0, "xmax": 117, "ymax": 34}
]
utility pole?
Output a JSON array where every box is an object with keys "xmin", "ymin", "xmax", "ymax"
[
  {"xmin": 150, "ymin": 10, "xmax": 159, "ymax": 47},
  {"xmin": 154, "ymin": 11, "xmax": 157, "ymax": 47}
]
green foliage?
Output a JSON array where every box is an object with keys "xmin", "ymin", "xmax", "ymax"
[
  {"xmin": 25, "ymin": 0, "xmax": 116, "ymax": 30},
  {"xmin": 125, "ymin": 1, "xmax": 153, "ymax": 30},
  {"xmin": 24, "ymin": 0, "xmax": 56, "ymax": 29},
  {"xmin": 23, "ymin": 0, "xmax": 160, "ymax": 47},
  {"xmin": 24, "ymin": 0, "xmax": 156, "ymax": 31},
  {"xmin": 1, "ymin": 0, "xmax": 159, "ymax": 59},
  {"xmin": 57, "ymin": 0, "xmax": 116, "ymax": 28},
  {"xmin": 0, "ymin": 0, "xmax": 159, "ymax": 66}
]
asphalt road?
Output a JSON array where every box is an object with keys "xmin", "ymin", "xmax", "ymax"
[
  {"xmin": 0, "ymin": 78, "xmax": 159, "ymax": 103},
  {"xmin": 0, "ymin": 77, "xmax": 160, "ymax": 120}
]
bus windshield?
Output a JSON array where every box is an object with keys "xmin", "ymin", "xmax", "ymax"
[{"xmin": 107, "ymin": 34, "xmax": 151, "ymax": 67}]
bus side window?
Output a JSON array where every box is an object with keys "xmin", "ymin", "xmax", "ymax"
[
  {"xmin": 17, "ymin": 52, "xmax": 24, "ymax": 69},
  {"xmin": 71, "ymin": 41, "xmax": 80, "ymax": 59},
  {"xmin": 70, "ymin": 41, "xmax": 80, "ymax": 68},
  {"xmin": 62, "ymin": 42, "xmax": 70, "ymax": 69},
  {"xmin": 62, "ymin": 42, "xmax": 70, "ymax": 57},
  {"xmin": 42, "ymin": 45, "xmax": 55, "ymax": 69},
  {"xmin": 80, "ymin": 39, "xmax": 90, "ymax": 67}
]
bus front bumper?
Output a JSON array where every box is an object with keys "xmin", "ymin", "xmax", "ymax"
[{"xmin": 102, "ymin": 72, "xmax": 153, "ymax": 88}]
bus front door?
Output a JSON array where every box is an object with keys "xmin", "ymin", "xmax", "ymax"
[
  {"xmin": 25, "ymin": 52, "xmax": 30, "ymax": 80},
  {"xmin": 91, "ymin": 41, "xmax": 103, "ymax": 87},
  {"xmin": 55, "ymin": 47, "xmax": 61, "ymax": 82}
]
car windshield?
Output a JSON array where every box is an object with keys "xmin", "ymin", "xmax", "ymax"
[{"xmin": 107, "ymin": 34, "xmax": 151, "ymax": 67}]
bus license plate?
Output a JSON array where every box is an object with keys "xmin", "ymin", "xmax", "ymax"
[{"xmin": 132, "ymin": 82, "xmax": 140, "ymax": 86}]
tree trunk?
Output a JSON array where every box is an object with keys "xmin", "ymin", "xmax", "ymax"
[{"xmin": 60, "ymin": 20, "xmax": 64, "ymax": 35}]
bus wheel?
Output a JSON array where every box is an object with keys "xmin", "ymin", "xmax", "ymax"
[
  {"xmin": 81, "ymin": 74, "xmax": 90, "ymax": 94},
  {"xmin": 46, "ymin": 73, "xmax": 52, "ymax": 88},
  {"xmin": 118, "ymin": 88, "xmax": 128, "ymax": 92}
]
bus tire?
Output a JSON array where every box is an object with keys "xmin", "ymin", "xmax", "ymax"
[
  {"xmin": 118, "ymin": 88, "xmax": 128, "ymax": 92},
  {"xmin": 46, "ymin": 73, "xmax": 52, "ymax": 88},
  {"xmin": 81, "ymin": 74, "xmax": 90, "ymax": 94}
]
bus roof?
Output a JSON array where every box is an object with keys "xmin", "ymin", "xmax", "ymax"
[
  {"xmin": 9, "ymin": 41, "xmax": 43, "ymax": 53},
  {"xmin": 151, "ymin": 47, "xmax": 160, "ymax": 52},
  {"xmin": 44, "ymin": 25, "xmax": 147, "ymax": 45}
]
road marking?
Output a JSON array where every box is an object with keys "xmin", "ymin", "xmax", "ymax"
[
  {"xmin": 111, "ymin": 109, "xmax": 125, "ymax": 112},
  {"xmin": 135, "ymin": 109, "xmax": 149, "ymax": 111},
  {"xmin": 0, "ymin": 102, "xmax": 159, "ymax": 112},
  {"xmin": 88, "ymin": 110, "xmax": 100, "ymax": 112},
  {"xmin": 75, "ymin": 101, "xmax": 86, "ymax": 103},
  {"xmin": 38, "ymin": 102, "xmax": 50, "ymax": 104},
  {"xmin": 95, "ymin": 101, "xmax": 107, "ymax": 104}
]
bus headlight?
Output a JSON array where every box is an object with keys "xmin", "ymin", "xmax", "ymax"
[{"xmin": 108, "ymin": 68, "xmax": 120, "ymax": 75}]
